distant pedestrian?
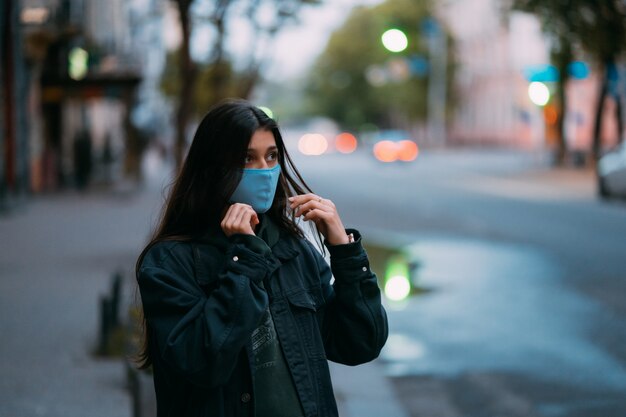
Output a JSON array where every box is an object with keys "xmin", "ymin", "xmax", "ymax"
[
  {"xmin": 101, "ymin": 134, "xmax": 114, "ymax": 184},
  {"xmin": 135, "ymin": 99, "xmax": 388, "ymax": 417},
  {"xmin": 73, "ymin": 130, "xmax": 92, "ymax": 190}
]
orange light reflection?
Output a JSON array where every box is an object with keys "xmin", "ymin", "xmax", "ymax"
[
  {"xmin": 335, "ymin": 133, "xmax": 358, "ymax": 154},
  {"xmin": 397, "ymin": 140, "xmax": 419, "ymax": 161},
  {"xmin": 373, "ymin": 140, "xmax": 398, "ymax": 162}
]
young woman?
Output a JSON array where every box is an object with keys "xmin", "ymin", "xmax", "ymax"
[{"xmin": 136, "ymin": 99, "xmax": 388, "ymax": 417}]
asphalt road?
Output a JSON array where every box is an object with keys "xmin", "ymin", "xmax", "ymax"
[{"xmin": 288, "ymin": 146, "xmax": 626, "ymax": 417}]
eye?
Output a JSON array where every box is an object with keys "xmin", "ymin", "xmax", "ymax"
[
  {"xmin": 266, "ymin": 151, "xmax": 278, "ymax": 161},
  {"xmin": 244, "ymin": 154, "xmax": 253, "ymax": 164}
]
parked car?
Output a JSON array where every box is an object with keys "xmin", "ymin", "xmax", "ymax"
[
  {"xmin": 597, "ymin": 141, "xmax": 626, "ymax": 199},
  {"xmin": 361, "ymin": 129, "xmax": 419, "ymax": 163}
]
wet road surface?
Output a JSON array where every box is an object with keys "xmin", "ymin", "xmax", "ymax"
[{"xmin": 288, "ymin": 146, "xmax": 626, "ymax": 416}]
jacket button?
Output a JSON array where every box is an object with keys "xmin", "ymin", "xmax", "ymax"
[
  {"xmin": 233, "ymin": 256, "xmax": 239, "ymax": 262},
  {"xmin": 362, "ymin": 266, "xmax": 367, "ymax": 272},
  {"xmin": 241, "ymin": 392, "xmax": 251, "ymax": 403}
]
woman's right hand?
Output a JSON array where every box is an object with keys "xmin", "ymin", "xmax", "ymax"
[{"xmin": 221, "ymin": 203, "xmax": 259, "ymax": 237}]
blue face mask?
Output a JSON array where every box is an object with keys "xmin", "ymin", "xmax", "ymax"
[{"xmin": 230, "ymin": 164, "xmax": 281, "ymax": 213}]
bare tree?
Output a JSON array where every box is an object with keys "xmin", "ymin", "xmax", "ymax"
[
  {"xmin": 169, "ymin": 0, "xmax": 320, "ymax": 170},
  {"xmin": 508, "ymin": 0, "xmax": 626, "ymax": 164},
  {"xmin": 172, "ymin": 0, "xmax": 197, "ymax": 168}
]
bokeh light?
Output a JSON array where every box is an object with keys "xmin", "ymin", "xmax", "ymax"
[
  {"xmin": 298, "ymin": 133, "xmax": 328, "ymax": 156},
  {"xmin": 528, "ymin": 81, "xmax": 550, "ymax": 106},
  {"xmin": 373, "ymin": 140, "xmax": 398, "ymax": 162},
  {"xmin": 21, "ymin": 7, "xmax": 50, "ymax": 24},
  {"xmin": 384, "ymin": 255, "xmax": 411, "ymax": 301},
  {"xmin": 381, "ymin": 29, "xmax": 408, "ymax": 53},
  {"xmin": 68, "ymin": 47, "xmax": 88, "ymax": 80},
  {"xmin": 335, "ymin": 132, "xmax": 358, "ymax": 154},
  {"xmin": 544, "ymin": 105, "xmax": 558, "ymax": 125},
  {"xmin": 373, "ymin": 140, "xmax": 419, "ymax": 162},
  {"xmin": 385, "ymin": 275, "xmax": 411, "ymax": 301},
  {"xmin": 258, "ymin": 106, "xmax": 274, "ymax": 118},
  {"xmin": 397, "ymin": 140, "xmax": 419, "ymax": 161}
]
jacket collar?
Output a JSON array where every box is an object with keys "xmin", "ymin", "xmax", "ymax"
[
  {"xmin": 271, "ymin": 234, "xmax": 301, "ymax": 261},
  {"xmin": 198, "ymin": 225, "xmax": 301, "ymax": 262}
]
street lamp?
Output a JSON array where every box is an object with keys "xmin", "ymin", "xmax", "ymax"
[
  {"xmin": 528, "ymin": 81, "xmax": 550, "ymax": 106},
  {"xmin": 381, "ymin": 28, "xmax": 408, "ymax": 53}
]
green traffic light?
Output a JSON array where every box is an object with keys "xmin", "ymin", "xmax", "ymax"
[{"xmin": 69, "ymin": 47, "xmax": 89, "ymax": 80}]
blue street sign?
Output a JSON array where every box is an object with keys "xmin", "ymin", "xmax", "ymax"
[
  {"xmin": 421, "ymin": 17, "xmax": 440, "ymax": 37},
  {"xmin": 568, "ymin": 61, "xmax": 589, "ymax": 79},
  {"xmin": 524, "ymin": 62, "xmax": 591, "ymax": 82},
  {"xmin": 524, "ymin": 64, "xmax": 559, "ymax": 82},
  {"xmin": 408, "ymin": 55, "xmax": 429, "ymax": 77}
]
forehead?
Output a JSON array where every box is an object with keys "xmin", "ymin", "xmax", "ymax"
[{"xmin": 248, "ymin": 129, "xmax": 276, "ymax": 150}]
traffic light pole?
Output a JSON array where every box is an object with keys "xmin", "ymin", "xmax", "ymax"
[{"xmin": 424, "ymin": 18, "xmax": 447, "ymax": 147}]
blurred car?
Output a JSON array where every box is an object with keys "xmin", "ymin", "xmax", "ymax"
[
  {"xmin": 361, "ymin": 129, "xmax": 419, "ymax": 163},
  {"xmin": 597, "ymin": 141, "xmax": 626, "ymax": 199}
]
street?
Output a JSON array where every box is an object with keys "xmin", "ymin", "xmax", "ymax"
[
  {"xmin": 289, "ymin": 145, "xmax": 626, "ymax": 416},
  {"xmin": 1, "ymin": 146, "xmax": 625, "ymax": 417}
]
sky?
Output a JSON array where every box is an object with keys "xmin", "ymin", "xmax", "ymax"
[
  {"xmin": 176, "ymin": 0, "xmax": 384, "ymax": 82},
  {"xmin": 263, "ymin": 0, "xmax": 384, "ymax": 80}
]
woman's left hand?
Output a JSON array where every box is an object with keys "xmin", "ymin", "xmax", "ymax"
[{"xmin": 289, "ymin": 194, "xmax": 350, "ymax": 245}]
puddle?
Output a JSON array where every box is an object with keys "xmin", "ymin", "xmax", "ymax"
[{"xmin": 365, "ymin": 236, "xmax": 626, "ymax": 390}]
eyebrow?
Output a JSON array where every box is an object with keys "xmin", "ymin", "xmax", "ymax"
[{"xmin": 247, "ymin": 146, "xmax": 278, "ymax": 153}]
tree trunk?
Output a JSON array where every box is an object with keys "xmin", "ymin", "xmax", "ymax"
[
  {"xmin": 554, "ymin": 60, "xmax": 569, "ymax": 166},
  {"xmin": 616, "ymin": 91, "xmax": 624, "ymax": 145},
  {"xmin": 174, "ymin": 0, "xmax": 197, "ymax": 171},
  {"xmin": 209, "ymin": 62, "xmax": 231, "ymax": 103},
  {"xmin": 236, "ymin": 68, "xmax": 261, "ymax": 99},
  {"xmin": 207, "ymin": 1, "xmax": 231, "ymax": 104},
  {"xmin": 592, "ymin": 62, "xmax": 610, "ymax": 161}
]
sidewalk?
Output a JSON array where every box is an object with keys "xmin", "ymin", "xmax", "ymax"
[
  {"xmin": 0, "ymin": 187, "xmax": 156, "ymax": 417},
  {"xmin": 330, "ymin": 361, "xmax": 409, "ymax": 417},
  {"xmin": 0, "ymin": 182, "xmax": 409, "ymax": 417}
]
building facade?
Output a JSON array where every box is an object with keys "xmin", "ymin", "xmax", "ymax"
[
  {"xmin": 2, "ymin": 0, "xmax": 32, "ymax": 209},
  {"xmin": 1, "ymin": 0, "xmax": 170, "ymax": 203},
  {"xmin": 438, "ymin": 0, "xmax": 622, "ymax": 154},
  {"xmin": 439, "ymin": 0, "xmax": 549, "ymax": 149}
]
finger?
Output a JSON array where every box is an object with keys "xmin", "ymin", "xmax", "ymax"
[
  {"xmin": 240, "ymin": 206, "xmax": 258, "ymax": 227},
  {"xmin": 295, "ymin": 200, "xmax": 333, "ymax": 217},
  {"xmin": 222, "ymin": 204, "xmax": 235, "ymax": 222},
  {"xmin": 226, "ymin": 204, "xmax": 249, "ymax": 232},
  {"xmin": 222, "ymin": 203, "xmax": 245, "ymax": 225},
  {"xmin": 221, "ymin": 205, "xmax": 236, "ymax": 230},
  {"xmin": 288, "ymin": 194, "xmax": 322, "ymax": 208},
  {"xmin": 303, "ymin": 208, "xmax": 331, "ymax": 222},
  {"xmin": 234, "ymin": 206, "xmax": 251, "ymax": 230},
  {"xmin": 239, "ymin": 206, "xmax": 260, "ymax": 232}
]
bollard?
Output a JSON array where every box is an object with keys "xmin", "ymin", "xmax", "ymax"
[
  {"xmin": 99, "ymin": 295, "xmax": 113, "ymax": 355},
  {"xmin": 111, "ymin": 272, "xmax": 123, "ymax": 327}
]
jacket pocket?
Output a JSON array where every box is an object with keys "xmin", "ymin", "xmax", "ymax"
[
  {"xmin": 286, "ymin": 289, "xmax": 320, "ymax": 311},
  {"xmin": 285, "ymin": 288, "xmax": 326, "ymax": 359}
]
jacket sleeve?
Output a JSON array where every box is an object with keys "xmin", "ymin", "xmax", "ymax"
[
  {"xmin": 137, "ymin": 236, "xmax": 278, "ymax": 388},
  {"xmin": 314, "ymin": 229, "xmax": 388, "ymax": 365}
]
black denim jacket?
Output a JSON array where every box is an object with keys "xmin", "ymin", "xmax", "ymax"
[{"xmin": 137, "ymin": 228, "xmax": 388, "ymax": 417}]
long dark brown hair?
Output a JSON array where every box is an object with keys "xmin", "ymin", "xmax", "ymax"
[{"xmin": 135, "ymin": 98, "xmax": 315, "ymax": 368}]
